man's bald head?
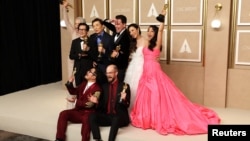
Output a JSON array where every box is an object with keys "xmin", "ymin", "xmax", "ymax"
[{"xmin": 106, "ymin": 64, "xmax": 118, "ymax": 83}]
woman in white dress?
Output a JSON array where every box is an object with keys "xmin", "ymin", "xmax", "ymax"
[{"xmin": 124, "ymin": 24, "xmax": 148, "ymax": 111}]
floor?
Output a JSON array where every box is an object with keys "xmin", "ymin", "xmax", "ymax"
[
  {"xmin": 0, "ymin": 81, "xmax": 250, "ymax": 141},
  {"xmin": 0, "ymin": 130, "xmax": 49, "ymax": 141}
]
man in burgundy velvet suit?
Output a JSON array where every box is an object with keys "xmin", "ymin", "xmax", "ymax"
[
  {"xmin": 55, "ymin": 67, "xmax": 102, "ymax": 141},
  {"xmin": 89, "ymin": 64, "xmax": 131, "ymax": 141}
]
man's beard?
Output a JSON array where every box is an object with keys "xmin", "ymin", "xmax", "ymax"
[{"xmin": 108, "ymin": 77, "xmax": 115, "ymax": 83}]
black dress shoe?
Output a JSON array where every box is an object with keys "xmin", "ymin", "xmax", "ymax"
[{"xmin": 55, "ymin": 139, "xmax": 63, "ymax": 141}]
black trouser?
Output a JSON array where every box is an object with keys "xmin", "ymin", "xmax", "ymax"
[{"xmin": 89, "ymin": 113, "xmax": 126, "ymax": 141}]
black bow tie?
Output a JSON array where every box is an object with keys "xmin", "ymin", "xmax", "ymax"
[{"xmin": 116, "ymin": 33, "xmax": 120, "ymax": 36}]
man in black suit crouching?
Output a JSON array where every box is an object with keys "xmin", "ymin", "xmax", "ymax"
[{"xmin": 89, "ymin": 64, "xmax": 131, "ymax": 141}]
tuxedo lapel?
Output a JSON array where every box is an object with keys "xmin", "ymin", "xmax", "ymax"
[
  {"xmin": 83, "ymin": 83, "xmax": 96, "ymax": 94},
  {"xmin": 115, "ymin": 82, "xmax": 123, "ymax": 101},
  {"xmin": 114, "ymin": 32, "xmax": 124, "ymax": 45}
]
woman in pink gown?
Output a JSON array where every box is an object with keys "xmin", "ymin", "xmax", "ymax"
[{"xmin": 130, "ymin": 10, "xmax": 220, "ymax": 135}]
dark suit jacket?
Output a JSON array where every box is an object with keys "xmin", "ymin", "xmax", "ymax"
[
  {"xmin": 69, "ymin": 37, "xmax": 93, "ymax": 86},
  {"xmin": 103, "ymin": 21, "xmax": 131, "ymax": 71},
  {"xmin": 97, "ymin": 81, "xmax": 131, "ymax": 125},
  {"xmin": 65, "ymin": 81, "xmax": 102, "ymax": 111},
  {"xmin": 88, "ymin": 31, "xmax": 114, "ymax": 74}
]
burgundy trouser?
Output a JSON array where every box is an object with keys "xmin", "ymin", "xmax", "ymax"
[{"xmin": 56, "ymin": 109, "xmax": 93, "ymax": 141}]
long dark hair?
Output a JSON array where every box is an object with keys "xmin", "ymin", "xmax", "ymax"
[
  {"xmin": 128, "ymin": 23, "xmax": 141, "ymax": 53},
  {"xmin": 148, "ymin": 25, "xmax": 162, "ymax": 51}
]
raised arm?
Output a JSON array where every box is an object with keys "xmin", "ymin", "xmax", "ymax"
[
  {"xmin": 103, "ymin": 19, "xmax": 116, "ymax": 34},
  {"xmin": 155, "ymin": 10, "xmax": 166, "ymax": 50},
  {"xmin": 62, "ymin": 1, "xmax": 75, "ymax": 35}
]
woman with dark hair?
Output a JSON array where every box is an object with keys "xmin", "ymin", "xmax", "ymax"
[
  {"xmin": 147, "ymin": 25, "xmax": 162, "ymax": 51},
  {"xmin": 130, "ymin": 10, "xmax": 220, "ymax": 135},
  {"xmin": 124, "ymin": 23, "xmax": 148, "ymax": 111}
]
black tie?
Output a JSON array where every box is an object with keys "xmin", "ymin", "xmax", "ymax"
[{"xmin": 116, "ymin": 33, "xmax": 120, "ymax": 37}]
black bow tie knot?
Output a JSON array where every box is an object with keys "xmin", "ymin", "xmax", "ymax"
[{"xmin": 116, "ymin": 32, "xmax": 120, "ymax": 37}]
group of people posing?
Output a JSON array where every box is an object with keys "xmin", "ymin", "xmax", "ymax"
[{"xmin": 55, "ymin": 2, "xmax": 221, "ymax": 141}]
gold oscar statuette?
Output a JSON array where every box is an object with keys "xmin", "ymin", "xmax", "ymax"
[
  {"xmin": 111, "ymin": 45, "xmax": 121, "ymax": 58},
  {"xmin": 163, "ymin": 4, "xmax": 168, "ymax": 10},
  {"xmin": 72, "ymin": 67, "xmax": 76, "ymax": 76},
  {"xmin": 156, "ymin": 4, "xmax": 168, "ymax": 22},
  {"xmin": 60, "ymin": 0, "xmax": 73, "ymax": 9},
  {"xmin": 122, "ymin": 83, "xmax": 128, "ymax": 93},
  {"xmin": 83, "ymin": 37, "xmax": 88, "ymax": 44},
  {"xmin": 66, "ymin": 67, "xmax": 76, "ymax": 86},
  {"xmin": 85, "ymin": 91, "xmax": 101, "ymax": 108},
  {"xmin": 116, "ymin": 45, "xmax": 121, "ymax": 51},
  {"xmin": 98, "ymin": 43, "xmax": 103, "ymax": 58},
  {"xmin": 82, "ymin": 37, "xmax": 88, "ymax": 52},
  {"xmin": 120, "ymin": 83, "xmax": 128, "ymax": 103}
]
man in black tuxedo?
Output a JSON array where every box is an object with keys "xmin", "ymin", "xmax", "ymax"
[
  {"xmin": 103, "ymin": 15, "xmax": 131, "ymax": 82},
  {"xmin": 89, "ymin": 64, "xmax": 131, "ymax": 141},
  {"xmin": 69, "ymin": 23, "xmax": 92, "ymax": 86},
  {"xmin": 88, "ymin": 18, "xmax": 114, "ymax": 83}
]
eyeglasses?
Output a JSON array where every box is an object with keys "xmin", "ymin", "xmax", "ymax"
[
  {"xmin": 106, "ymin": 71, "xmax": 116, "ymax": 75},
  {"xmin": 88, "ymin": 70, "xmax": 96, "ymax": 76}
]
